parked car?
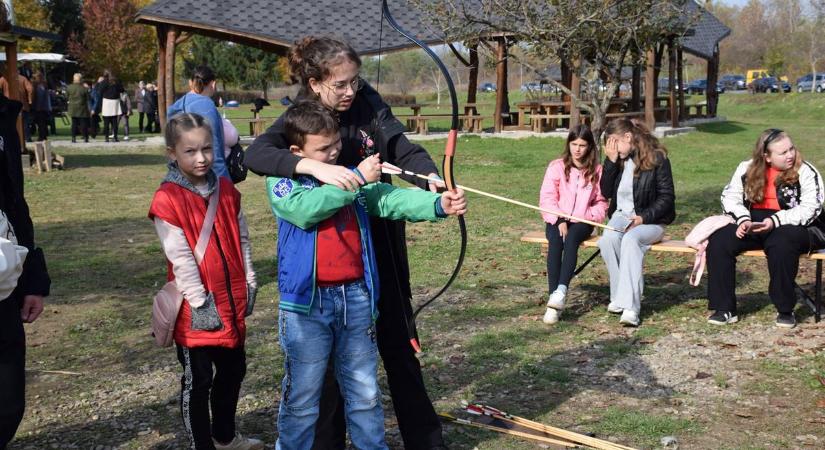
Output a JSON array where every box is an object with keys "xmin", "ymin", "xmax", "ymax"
[
  {"xmin": 753, "ymin": 77, "xmax": 792, "ymax": 93},
  {"xmin": 796, "ymin": 73, "xmax": 825, "ymax": 93},
  {"xmin": 478, "ymin": 82, "xmax": 496, "ymax": 92},
  {"xmin": 684, "ymin": 79, "xmax": 725, "ymax": 95},
  {"xmin": 720, "ymin": 74, "xmax": 746, "ymax": 90},
  {"xmin": 520, "ymin": 82, "xmax": 541, "ymax": 92}
]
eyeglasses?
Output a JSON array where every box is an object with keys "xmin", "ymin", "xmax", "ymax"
[
  {"xmin": 321, "ymin": 76, "xmax": 364, "ymax": 94},
  {"xmin": 763, "ymin": 128, "xmax": 784, "ymax": 154}
]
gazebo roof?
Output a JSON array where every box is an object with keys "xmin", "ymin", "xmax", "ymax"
[
  {"xmin": 136, "ymin": 0, "xmax": 445, "ymax": 56},
  {"xmin": 680, "ymin": 1, "xmax": 730, "ymax": 59},
  {"xmin": 138, "ymin": 0, "xmax": 730, "ymax": 61}
]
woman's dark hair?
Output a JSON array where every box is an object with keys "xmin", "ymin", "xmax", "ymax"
[
  {"xmin": 604, "ymin": 118, "xmax": 667, "ymax": 175},
  {"xmin": 165, "ymin": 112, "xmax": 212, "ymax": 150},
  {"xmin": 288, "ymin": 36, "xmax": 361, "ymax": 96},
  {"xmin": 283, "ymin": 101, "xmax": 340, "ymax": 148},
  {"xmin": 190, "ymin": 65, "xmax": 216, "ymax": 94},
  {"xmin": 562, "ymin": 124, "xmax": 599, "ymax": 187}
]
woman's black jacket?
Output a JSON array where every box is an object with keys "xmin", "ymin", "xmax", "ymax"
[{"xmin": 600, "ymin": 152, "xmax": 676, "ymax": 225}]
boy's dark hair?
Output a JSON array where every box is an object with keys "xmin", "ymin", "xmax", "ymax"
[
  {"xmin": 283, "ymin": 101, "xmax": 339, "ymax": 148},
  {"xmin": 165, "ymin": 112, "xmax": 212, "ymax": 149}
]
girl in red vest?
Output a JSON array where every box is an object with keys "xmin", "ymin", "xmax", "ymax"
[{"xmin": 148, "ymin": 113, "xmax": 263, "ymax": 450}]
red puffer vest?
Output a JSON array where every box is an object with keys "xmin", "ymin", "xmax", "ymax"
[{"xmin": 149, "ymin": 177, "xmax": 247, "ymax": 348}]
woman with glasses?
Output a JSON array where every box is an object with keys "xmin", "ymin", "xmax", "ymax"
[
  {"xmin": 706, "ymin": 129, "xmax": 825, "ymax": 328},
  {"xmin": 245, "ymin": 36, "xmax": 448, "ymax": 450},
  {"xmin": 167, "ymin": 66, "xmax": 229, "ymax": 179}
]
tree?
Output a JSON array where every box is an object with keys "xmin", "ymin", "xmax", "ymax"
[
  {"xmin": 15, "ymin": 0, "xmax": 52, "ymax": 52},
  {"xmin": 43, "ymin": 0, "xmax": 84, "ymax": 54},
  {"xmin": 803, "ymin": 0, "xmax": 825, "ymax": 91},
  {"xmin": 67, "ymin": 0, "xmax": 156, "ymax": 83},
  {"xmin": 413, "ymin": 0, "xmax": 695, "ymax": 136}
]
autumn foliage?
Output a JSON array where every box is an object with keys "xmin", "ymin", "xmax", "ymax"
[{"xmin": 67, "ymin": 0, "xmax": 156, "ymax": 83}]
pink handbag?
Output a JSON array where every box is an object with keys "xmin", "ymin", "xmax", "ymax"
[
  {"xmin": 151, "ymin": 184, "xmax": 219, "ymax": 347},
  {"xmin": 685, "ymin": 215, "xmax": 734, "ymax": 286}
]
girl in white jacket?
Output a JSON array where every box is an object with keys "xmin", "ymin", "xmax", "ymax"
[{"xmin": 706, "ymin": 129, "xmax": 825, "ymax": 328}]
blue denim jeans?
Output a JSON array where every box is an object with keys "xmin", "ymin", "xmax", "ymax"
[{"xmin": 276, "ymin": 280, "xmax": 387, "ymax": 450}]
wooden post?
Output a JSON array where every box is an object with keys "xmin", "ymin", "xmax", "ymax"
[
  {"xmin": 644, "ymin": 49, "xmax": 655, "ymax": 130},
  {"xmin": 4, "ymin": 42, "xmax": 23, "ymax": 152},
  {"xmin": 570, "ymin": 58, "xmax": 581, "ymax": 128},
  {"xmin": 707, "ymin": 45, "xmax": 720, "ymax": 117},
  {"xmin": 631, "ymin": 64, "xmax": 641, "ymax": 111},
  {"xmin": 677, "ymin": 47, "xmax": 686, "ymax": 121},
  {"xmin": 668, "ymin": 39, "xmax": 677, "ymax": 128},
  {"xmin": 493, "ymin": 37, "xmax": 507, "ymax": 133},
  {"xmin": 156, "ymin": 25, "xmax": 167, "ymax": 127},
  {"xmin": 467, "ymin": 40, "xmax": 479, "ymax": 106},
  {"xmin": 163, "ymin": 26, "xmax": 178, "ymax": 129}
]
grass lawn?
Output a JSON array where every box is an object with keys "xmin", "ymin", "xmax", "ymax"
[{"xmin": 10, "ymin": 92, "xmax": 825, "ymax": 449}]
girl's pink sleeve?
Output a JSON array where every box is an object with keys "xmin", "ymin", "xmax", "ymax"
[
  {"xmin": 587, "ymin": 165, "xmax": 609, "ymax": 223},
  {"xmin": 539, "ymin": 159, "xmax": 561, "ymax": 224}
]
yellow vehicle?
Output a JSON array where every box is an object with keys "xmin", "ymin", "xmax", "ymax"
[{"xmin": 746, "ymin": 69, "xmax": 788, "ymax": 87}]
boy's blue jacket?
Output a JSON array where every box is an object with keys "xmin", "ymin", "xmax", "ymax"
[
  {"xmin": 167, "ymin": 92, "xmax": 228, "ymax": 179},
  {"xmin": 266, "ymin": 175, "xmax": 444, "ymax": 318}
]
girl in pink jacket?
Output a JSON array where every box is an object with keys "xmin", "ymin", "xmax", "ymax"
[{"xmin": 539, "ymin": 125, "xmax": 608, "ymax": 324}]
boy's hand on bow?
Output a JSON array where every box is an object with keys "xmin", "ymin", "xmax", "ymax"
[
  {"xmin": 440, "ymin": 188, "xmax": 468, "ymax": 216},
  {"xmin": 355, "ymin": 154, "xmax": 382, "ymax": 184}
]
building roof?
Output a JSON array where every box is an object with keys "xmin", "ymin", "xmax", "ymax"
[
  {"xmin": 136, "ymin": 0, "xmax": 447, "ymax": 56},
  {"xmin": 680, "ymin": 1, "xmax": 731, "ymax": 59},
  {"xmin": 137, "ymin": 0, "xmax": 729, "ymax": 60}
]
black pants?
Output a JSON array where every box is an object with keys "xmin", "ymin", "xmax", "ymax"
[
  {"xmin": 706, "ymin": 209, "xmax": 817, "ymax": 314},
  {"xmin": 0, "ymin": 297, "xmax": 26, "ymax": 449},
  {"xmin": 90, "ymin": 114, "xmax": 100, "ymax": 138},
  {"xmin": 146, "ymin": 111, "xmax": 157, "ymax": 133},
  {"xmin": 176, "ymin": 345, "xmax": 246, "ymax": 450},
  {"xmin": 71, "ymin": 117, "xmax": 89, "ymax": 142},
  {"xmin": 138, "ymin": 112, "xmax": 145, "ymax": 132},
  {"xmin": 313, "ymin": 220, "xmax": 444, "ymax": 450},
  {"xmin": 103, "ymin": 116, "xmax": 118, "ymax": 141},
  {"xmin": 33, "ymin": 111, "xmax": 48, "ymax": 141},
  {"xmin": 545, "ymin": 221, "xmax": 594, "ymax": 292}
]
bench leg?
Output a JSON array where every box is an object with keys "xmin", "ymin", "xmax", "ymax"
[
  {"xmin": 817, "ymin": 260, "xmax": 822, "ymax": 323},
  {"xmin": 573, "ymin": 250, "xmax": 601, "ymax": 277}
]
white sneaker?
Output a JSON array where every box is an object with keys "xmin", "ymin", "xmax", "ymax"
[
  {"xmin": 619, "ymin": 310, "xmax": 640, "ymax": 327},
  {"xmin": 546, "ymin": 290, "xmax": 566, "ymax": 310},
  {"xmin": 542, "ymin": 307, "xmax": 560, "ymax": 324},
  {"xmin": 214, "ymin": 432, "xmax": 264, "ymax": 450},
  {"xmin": 607, "ymin": 303, "xmax": 623, "ymax": 314}
]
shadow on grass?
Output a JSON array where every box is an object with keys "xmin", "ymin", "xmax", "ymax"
[
  {"xmin": 9, "ymin": 404, "xmax": 277, "ymax": 449},
  {"xmin": 66, "ymin": 153, "xmax": 167, "ymax": 169},
  {"xmin": 695, "ymin": 120, "xmax": 748, "ymax": 135}
]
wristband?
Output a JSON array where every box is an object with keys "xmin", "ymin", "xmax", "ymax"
[{"xmin": 351, "ymin": 168, "xmax": 367, "ymax": 184}]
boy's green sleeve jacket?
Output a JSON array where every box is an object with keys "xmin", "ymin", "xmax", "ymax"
[{"xmin": 266, "ymin": 176, "xmax": 444, "ymax": 228}]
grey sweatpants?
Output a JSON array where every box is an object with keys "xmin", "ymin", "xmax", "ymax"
[{"xmin": 597, "ymin": 212, "xmax": 665, "ymax": 314}]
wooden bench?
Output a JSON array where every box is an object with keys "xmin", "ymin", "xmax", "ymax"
[
  {"xmin": 520, "ymin": 231, "xmax": 824, "ymax": 322},
  {"xmin": 686, "ymin": 104, "xmax": 706, "ymax": 118},
  {"xmin": 530, "ymin": 114, "xmax": 571, "ymax": 132},
  {"xmin": 396, "ymin": 114, "xmax": 486, "ymax": 135}
]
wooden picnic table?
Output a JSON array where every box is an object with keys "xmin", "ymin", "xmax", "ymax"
[{"xmin": 686, "ymin": 103, "xmax": 706, "ymax": 118}]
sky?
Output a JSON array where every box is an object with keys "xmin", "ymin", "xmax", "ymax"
[{"xmin": 718, "ymin": 0, "xmax": 749, "ymax": 6}]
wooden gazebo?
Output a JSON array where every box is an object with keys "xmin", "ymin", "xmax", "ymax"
[{"xmin": 137, "ymin": 0, "xmax": 728, "ymax": 132}]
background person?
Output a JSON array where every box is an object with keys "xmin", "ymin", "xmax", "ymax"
[
  {"xmin": 167, "ymin": 66, "xmax": 228, "ymax": 179},
  {"xmin": 99, "ymin": 70, "xmax": 124, "ymax": 143},
  {"xmin": 67, "ymin": 73, "xmax": 90, "ymax": 143}
]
